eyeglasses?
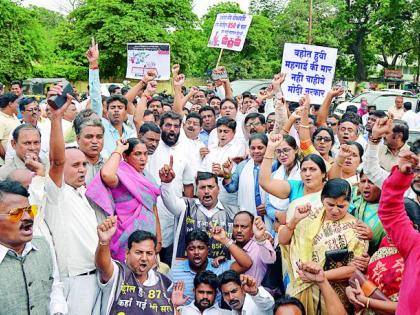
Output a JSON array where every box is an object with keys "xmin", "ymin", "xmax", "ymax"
[
  {"xmin": 245, "ymin": 122, "xmax": 262, "ymax": 128},
  {"xmin": 327, "ymin": 122, "xmax": 337, "ymax": 126},
  {"xmin": 314, "ymin": 136, "xmax": 332, "ymax": 142},
  {"xmin": 275, "ymin": 148, "xmax": 292, "ymax": 155},
  {"xmin": 0, "ymin": 205, "xmax": 37, "ymax": 223}
]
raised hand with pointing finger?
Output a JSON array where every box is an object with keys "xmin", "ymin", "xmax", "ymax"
[{"xmin": 159, "ymin": 155, "xmax": 176, "ymax": 183}]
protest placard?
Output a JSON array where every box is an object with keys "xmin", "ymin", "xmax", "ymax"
[
  {"xmin": 208, "ymin": 13, "xmax": 252, "ymax": 52},
  {"xmin": 280, "ymin": 43, "xmax": 338, "ymax": 104},
  {"xmin": 126, "ymin": 43, "xmax": 170, "ymax": 80}
]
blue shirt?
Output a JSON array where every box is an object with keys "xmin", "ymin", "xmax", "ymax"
[
  {"xmin": 88, "ymin": 69, "xmax": 102, "ymax": 117},
  {"xmin": 199, "ymin": 129, "xmax": 210, "ymax": 147},
  {"xmin": 169, "ymin": 258, "xmax": 233, "ymax": 305},
  {"xmin": 100, "ymin": 118, "xmax": 136, "ymax": 159},
  {"xmin": 223, "ymin": 159, "xmax": 248, "ymax": 193},
  {"xmin": 266, "ymin": 180, "xmax": 305, "ymax": 221}
]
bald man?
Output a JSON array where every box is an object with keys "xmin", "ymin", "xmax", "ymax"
[{"xmin": 44, "ymin": 89, "xmax": 101, "ymax": 314}]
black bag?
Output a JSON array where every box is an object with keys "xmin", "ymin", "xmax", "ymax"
[{"xmin": 324, "ymin": 248, "xmax": 353, "ymax": 270}]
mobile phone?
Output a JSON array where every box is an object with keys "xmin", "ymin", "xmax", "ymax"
[
  {"xmin": 211, "ymin": 67, "xmax": 228, "ymax": 81},
  {"xmin": 47, "ymin": 81, "xmax": 74, "ymax": 110}
]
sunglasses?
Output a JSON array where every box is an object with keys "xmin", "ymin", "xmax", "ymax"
[
  {"xmin": 327, "ymin": 122, "xmax": 337, "ymax": 126},
  {"xmin": 314, "ymin": 136, "xmax": 332, "ymax": 142},
  {"xmin": 0, "ymin": 205, "xmax": 37, "ymax": 223}
]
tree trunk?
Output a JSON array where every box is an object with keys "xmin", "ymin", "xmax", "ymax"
[{"xmin": 350, "ymin": 27, "xmax": 368, "ymax": 82}]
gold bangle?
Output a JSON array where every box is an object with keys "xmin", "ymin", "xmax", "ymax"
[
  {"xmin": 111, "ymin": 151, "xmax": 123, "ymax": 159},
  {"xmin": 366, "ymin": 297, "xmax": 371, "ymax": 309},
  {"xmin": 299, "ymin": 124, "xmax": 310, "ymax": 129},
  {"xmin": 263, "ymin": 156, "xmax": 274, "ymax": 159},
  {"xmin": 99, "ymin": 241, "xmax": 109, "ymax": 246}
]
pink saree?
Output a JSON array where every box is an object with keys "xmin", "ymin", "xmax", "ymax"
[{"xmin": 86, "ymin": 160, "xmax": 160, "ymax": 261}]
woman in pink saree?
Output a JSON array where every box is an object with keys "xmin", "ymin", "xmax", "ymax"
[{"xmin": 86, "ymin": 138, "xmax": 161, "ymax": 262}]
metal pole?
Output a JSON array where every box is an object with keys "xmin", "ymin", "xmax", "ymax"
[{"xmin": 308, "ymin": 0, "xmax": 313, "ymax": 44}]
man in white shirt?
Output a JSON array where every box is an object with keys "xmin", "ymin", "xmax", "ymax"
[
  {"xmin": 207, "ymin": 99, "xmax": 246, "ymax": 148},
  {"xmin": 44, "ymin": 88, "xmax": 100, "ymax": 314},
  {"xmin": 201, "ymin": 117, "xmax": 247, "ymax": 206},
  {"xmin": 218, "ymin": 271, "xmax": 274, "ymax": 315},
  {"xmin": 175, "ymin": 271, "xmax": 230, "ymax": 315},
  {"xmin": 401, "ymin": 101, "xmax": 420, "ymax": 129},
  {"xmin": 146, "ymin": 111, "xmax": 195, "ymax": 265},
  {"xmin": 334, "ymin": 112, "xmax": 366, "ymax": 155},
  {"xmin": 180, "ymin": 112, "xmax": 206, "ymax": 182}
]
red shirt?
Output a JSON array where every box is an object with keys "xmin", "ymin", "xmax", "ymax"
[{"xmin": 378, "ymin": 166, "xmax": 420, "ymax": 314}]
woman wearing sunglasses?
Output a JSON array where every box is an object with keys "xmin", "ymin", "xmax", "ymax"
[{"xmin": 298, "ymin": 94, "xmax": 335, "ymax": 165}]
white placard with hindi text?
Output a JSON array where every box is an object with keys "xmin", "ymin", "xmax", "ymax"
[
  {"xmin": 207, "ymin": 13, "xmax": 252, "ymax": 52},
  {"xmin": 126, "ymin": 43, "xmax": 170, "ymax": 80},
  {"xmin": 280, "ymin": 43, "xmax": 337, "ymax": 104}
]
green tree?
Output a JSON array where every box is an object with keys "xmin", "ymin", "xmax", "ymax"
[
  {"xmin": 369, "ymin": 0, "xmax": 420, "ymax": 69},
  {"xmin": 249, "ymin": 0, "xmax": 287, "ymax": 18},
  {"xmin": 58, "ymin": 0, "xmax": 199, "ymax": 79},
  {"xmin": 0, "ymin": 0, "xmax": 52, "ymax": 82}
]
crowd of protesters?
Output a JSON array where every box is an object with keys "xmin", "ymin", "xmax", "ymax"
[{"xmin": 0, "ymin": 41, "xmax": 419, "ymax": 315}]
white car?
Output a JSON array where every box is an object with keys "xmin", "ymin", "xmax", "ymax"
[
  {"xmin": 334, "ymin": 91, "xmax": 418, "ymax": 117},
  {"xmin": 381, "ymin": 89, "xmax": 414, "ymax": 96}
]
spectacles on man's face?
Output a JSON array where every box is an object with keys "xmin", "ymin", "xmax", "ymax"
[
  {"xmin": 314, "ymin": 136, "xmax": 332, "ymax": 143},
  {"xmin": 245, "ymin": 122, "xmax": 262, "ymax": 128},
  {"xmin": 0, "ymin": 205, "xmax": 37, "ymax": 223},
  {"xmin": 275, "ymin": 148, "xmax": 292, "ymax": 156},
  {"xmin": 327, "ymin": 122, "xmax": 337, "ymax": 127}
]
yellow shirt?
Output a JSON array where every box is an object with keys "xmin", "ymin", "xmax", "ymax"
[{"xmin": 0, "ymin": 111, "xmax": 20, "ymax": 165}]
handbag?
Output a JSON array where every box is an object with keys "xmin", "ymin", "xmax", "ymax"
[
  {"xmin": 324, "ymin": 248, "xmax": 353, "ymax": 270},
  {"xmin": 349, "ymin": 269, "xmax": 389, "ymax": 301}
]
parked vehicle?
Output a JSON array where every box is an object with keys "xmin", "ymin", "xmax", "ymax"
[
  {"xmin": 407, "ymin": 128, "xmax": 420, "ymax": 148},
  {"xmin": 334, "ymin": 91, "xmax": 418, "ymax": 117},
  {"xmin": 230, "ymin": 79, "xmax": 271, "ymax": 96},
  {"xmin": 22, "ymin": 78, "xmax": 65, "ymax": 99},
  {"xmin": 381, "ymin": 89, "xmax": 414, "ymax": 96}
]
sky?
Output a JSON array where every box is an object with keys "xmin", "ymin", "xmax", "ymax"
[{"xmin": 21, "ymin": 0, "xmax": 250, "ymax": 16}]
